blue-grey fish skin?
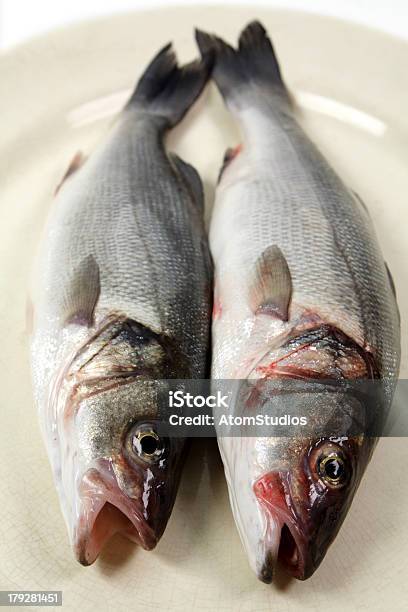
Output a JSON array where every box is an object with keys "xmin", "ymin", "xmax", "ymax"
[
  {"xmin": 30, "ymin": 44, "xmax": 212, "ymax": 565},
  {"xmin": 197, "ymin": 21, "xmax": 400, "ymax": 582}
]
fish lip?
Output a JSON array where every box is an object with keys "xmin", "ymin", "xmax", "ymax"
[
  {"xmin": 254, "ymin": 473, "xmax": 313, "ymax": 581},
  {"xmin": 257, "ymin": 509, "xmax": 309, "ymax": 582},
  {"xmin": 73, "ymin": 461, "xmax": 157, "ymax": 565},
  {"xmin": 258, "ymin": 550, "xmax": 276, "ymax": 584}
]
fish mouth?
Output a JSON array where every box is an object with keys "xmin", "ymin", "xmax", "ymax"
[
  {"xmin": 74, "ymin": 462, "xmax": 157, "ymax": 565},
  {"xmin": 259, "ymin": 519, "xmax": 308, "ymax": 583},
  {"xmin": 254, "ymin": 472, "xmax": 313, "ymax": 582}
]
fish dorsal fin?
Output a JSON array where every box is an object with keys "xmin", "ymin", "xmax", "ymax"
[
  {"xmin": 249, "ymin": 246, "xmax": 292, "ymax": 321},
  {"xmin": 384, "ymin": 261, "xmax": 400, "ymax": 323},
  {"xmin": 170, "ymin": 153, "xmax": 204, "ymax": 210},
  {"xmin": 55, "ymin": 151, "xmax": 86, "ymax": 195},
  {"xmin": 61, "ymin": 255, "xmax": 100, "ymax": 327},
  {"xmin": 218, "ymin": 144, "xmax": 242, "ymax": 183},
  {"xmin": 385, "ymin": 261, "xmax": 397, "ymax": 298},
  {"xmin": 351, "ymin": 190, "xmax": 370, "ymax": 215}
]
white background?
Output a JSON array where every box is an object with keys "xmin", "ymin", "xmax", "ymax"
[{"xmin": 0, "ymin": 0, "xmax": 407, "ymax": 49}]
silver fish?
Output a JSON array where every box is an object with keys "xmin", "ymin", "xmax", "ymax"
[
  {"xmin": 30, "ymin": 43, "xmax": 213, "ymax": 565},
  {"xmin": 196, "ymin": 22, "xmax": 400, "ymax": 581}
]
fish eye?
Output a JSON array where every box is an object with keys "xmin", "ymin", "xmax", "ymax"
[
  {"xmin": 139, "ymin": 432, "xmax": 160, "ymax": 455},
  {"xmin": 129, "ymin": 424, "xmax": 164, "ymax": 462},
  {"xmin": 318, "ymin": 453, "xmax": 347, "ymax": 487}
]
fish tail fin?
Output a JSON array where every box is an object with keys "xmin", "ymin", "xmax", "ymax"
[
  {"xmin": 126, "ymin": 43, "xmax": 213, "ymax": 127},
  {"xmin": 195, "ymin": 21, "xmax": 289, "ymax": 108}
]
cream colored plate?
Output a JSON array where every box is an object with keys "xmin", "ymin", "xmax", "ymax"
[{"xmin": 1, "ymin": 6, "xmax": 407, "ymax": 611}]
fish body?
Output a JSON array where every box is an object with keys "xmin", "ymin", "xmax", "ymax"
[
  {"xmin": 197, "ymin": 23, "xmax": 400, "ymax": 580},
  {"xmin": 30, "ymin": 45, "xmax": 212, "ymax": 564}
]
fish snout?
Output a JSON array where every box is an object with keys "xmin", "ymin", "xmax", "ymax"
[
  {"xmin": 254, "ymin": 471, "xmax": 317, "ymax": 581},
  {"xmin": 73, "ymin": 461, "xmax": 158, "ymax": 565}
]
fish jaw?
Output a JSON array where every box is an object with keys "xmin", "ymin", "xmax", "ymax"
[
  {"xmin": 73, "ymin": 459, "xmax": 157, "ymax": 566},
  {"xmin": 253, "ymin": 471, "xmax": 313, "ymax": 582}
]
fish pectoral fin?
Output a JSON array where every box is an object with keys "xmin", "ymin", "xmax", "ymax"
[
  {"xmin": 170, "ymin": 153, "xmax": 204, "ymax": 210},
  {"xmin": 249, "ymin": 246, "xmax": 292, "ymax": 321},
  {"xmin": 55, "ymin": 151, "xmax": 86, "ymax": 195},
  {"xmin": 61, "ymin": 254, "xmax": 100, "ymax": 327}
]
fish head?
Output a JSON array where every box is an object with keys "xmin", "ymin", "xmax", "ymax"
[
  {"xmin": 54, "ymin": 317, "xmax": 187, "ymax": 565},
  {"xmin": 72, "ymin": 381, "xmax": 185, "ymax": 565},
  {"xmin": 220, "ymin": 378, "xmax": 378, "ymax": 582},
  {"xmin": 252, "ymin": 433, "xmax": 374, "ymax": 581}
]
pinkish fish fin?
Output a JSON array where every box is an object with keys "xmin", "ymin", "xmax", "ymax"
[
  {"xmin": 61, "ymin": 254, "xmax": 100, "ymax": 327},
  {"xmin": 249, "ymin": 246, "xmax": 292, "ymax": 321},
  {"xmin": 55, "ymin": 151, "xmax": 86, "ymax": 195},
  {"xmin": 218, "ymin": 144, "xmax": 242, "ymax": 183}
]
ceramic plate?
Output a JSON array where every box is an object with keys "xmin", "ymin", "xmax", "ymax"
[{"xmin": 1, "ymin": 6, "xmax": 407, "ymax": 611}]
